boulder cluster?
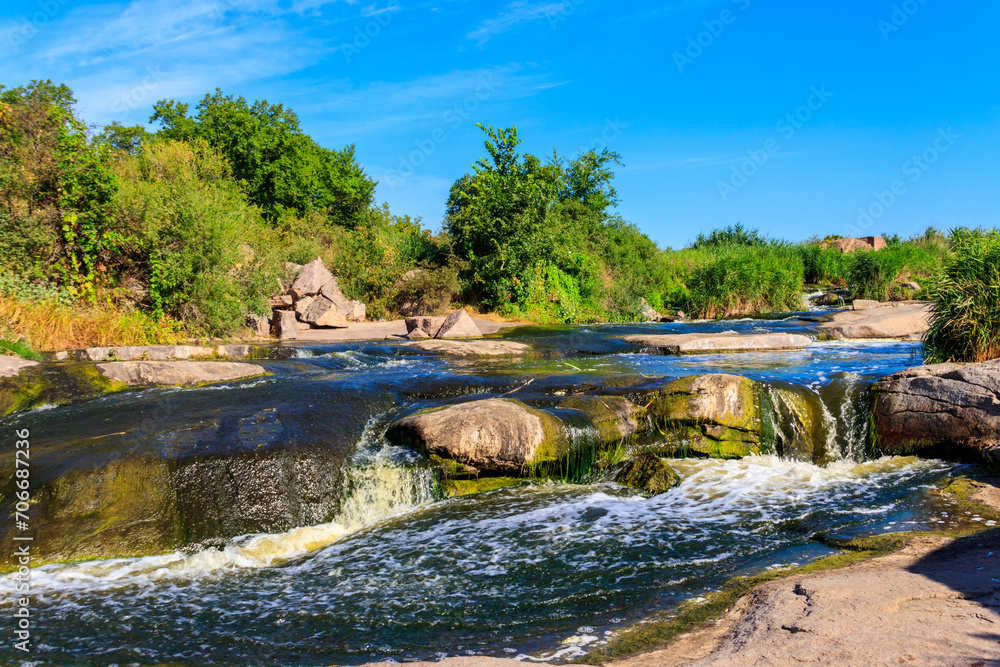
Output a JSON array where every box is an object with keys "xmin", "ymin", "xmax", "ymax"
[
  {"xmin": 269, "ymin": 258, "xmax": 366, "ymax": 339},
  {"xmin": 404, "ymin": 310, "xmax": 484, "ymax": 339}
]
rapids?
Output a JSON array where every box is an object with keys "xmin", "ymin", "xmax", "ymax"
[{"xmin": 0, "ymin": 315, "xmax": 976, "ymax": 665}]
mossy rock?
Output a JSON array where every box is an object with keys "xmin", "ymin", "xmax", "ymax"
[
  {"xmin": 0, "ymin": 363, "xmax": 129, "ymax": 418},
  {"xmin": 614, "ymin": 453, "xmax": 679, "ymax": 495},
  {"xmin": 440, "ymin": 477, "xmax": 524, "ymax": 497},
  {"xmin": 645, "ymin": 374, "xmax": 762, "ymax": 457},
  {"xmin": 556, "ymin": 395, "xmax": 642, "ymax": 443}
]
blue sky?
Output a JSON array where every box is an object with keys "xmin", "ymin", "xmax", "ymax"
[{"xmin": 2, "ymin": 0, "xmax": 998, "ymax": 247}]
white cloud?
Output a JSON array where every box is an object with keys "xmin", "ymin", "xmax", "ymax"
[{"xmin": 467, "ymin": 1, "xmax": 570, "ymax": 45}]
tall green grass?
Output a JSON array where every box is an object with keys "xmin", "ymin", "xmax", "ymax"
[
  {"xmin": 924, "ymin": 229, "xmax": 1000, "ymax": 363},
  {"xmin": 685, "ymin": 245, "xmax": 805, "ymax": 318}
]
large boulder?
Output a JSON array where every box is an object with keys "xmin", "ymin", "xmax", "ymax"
[
  {"xmin": 301, "ymin": 296, "xmax": 349, "ymax": 328},
  {"xmin": 289, "ymin": 258, "xmax": 335, "ymax": 299},
  {"xmin": 435, "ymin": 309, "xmax": 482, "ymax": 338},
  {"xmin": 872, "ymin": 360, "xmax": 1000, "ymax": 465},
  {"xmin": 817, "ymin": 302, "xmax": 930, "ymax": 339},
  {"xmin": 386, "ymin": 399, "xmax": 565, "ymax": 475},
  {"xmin": 405, "ymin": 316, "xmax": 446, "ymax": 337},
  {"xmin": 615, "ymin": 453, "xmax": 679, "ymax": 495},
  {"xmin": 645, "ymin": 374, "xmax": 761, "ymax": 457},
  {"xmin": 826, "ymin": 236, "xmax": 887, "ymax": 253},
  {"xmin": 625, "ymin": 333, "xmax": 812, "ymax": 354},
  {"xmin": 96, "ymin": 361, "xmax": 266, "ymax": 387},
  {"xmin": 557, "ymin": 395, "xmax": 641, "ymax": 442}
]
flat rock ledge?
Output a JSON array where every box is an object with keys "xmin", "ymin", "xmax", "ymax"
[
  {"xmin": 96, "ymin": 360, "xmax": 266, "ymax": 386},
  {"xmin": 624, "ymin": 333, "xmax": 812, "ymax": 354},
  {"xmin": 817, "ymin": 302, "xmax": 930, "ymax": 340},
  {"xmin": 401, "ymin": 340, "xmax": 533, "ymax": 357},
  {"xmin": 73, "ymin": 344, "xmax": 261, "ymax": 362},
  {"xmin": 872, "ymin": 358, "xmax": 1000, "ymax": 465},
  {"xmin": 0, "ymin": 356, "xmax": 39, "ymax": 378}
]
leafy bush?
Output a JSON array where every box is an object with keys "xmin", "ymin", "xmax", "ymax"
[
  {"xmin": 113, "ymin": 139, "xmax": 280, "ymax": 335},
  {"xmin": 686, "ymin": 245, "xmax": 805, "ymax": 318},
  {"xmin": 0, "ymin": 272, "xmax": 75, "ymax": 306},
  {"xmin": 924, "ymin": 229, "xmax": 1000, "ymax": 363}
]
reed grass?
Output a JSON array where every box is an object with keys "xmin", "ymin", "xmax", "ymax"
[
  {"xmin": 685, "ymin": 245, "xmax": 805, "ymax": 318},
  {"xmin": 924, "ymin": 229, "xmax": 1000, "ymax": 363}
]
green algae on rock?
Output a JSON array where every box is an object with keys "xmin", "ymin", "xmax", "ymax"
[
  {"xmin": 644, "ymin": 374, "xmax": 762, "ymax": 458},
  {"xmin": 614, "ymin": 452, "xmax": 679, "ymax": 495}
]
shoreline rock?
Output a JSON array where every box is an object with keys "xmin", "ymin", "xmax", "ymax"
[
  {"xmin": 872, "ymin": 358, "xmax": 1000, "ymax": 465},
  {"xmin": 816, "ymin": 302, "xmax": 930, "ymax": 339},
  {"xmin": 401, "ymin": 340, "xmax": 533, "ymax": 357},
  {"xmin": 0, "ymin": 355, "xmax": 39, "ymax": 378}
]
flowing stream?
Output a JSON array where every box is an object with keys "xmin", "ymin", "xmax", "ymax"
[{"xmin": 0, "ymin": 316, "xmax": 977, "ymax": 665}]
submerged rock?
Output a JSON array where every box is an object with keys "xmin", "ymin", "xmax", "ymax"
[
  {"xmin": 386, "ymin": 398, "xmax": 565, "ymax": 474},
  {"xmin": 645, "ymin": 374, "xmax": 762, "ymax": 457},
  {"xmin": 614, "ymin": 452, "xmax": 679, "ymax": 495},
  {"xmin": 872, "ymin": 359, "xmax": 1000, "ymax": 465},
  {"xmin": 624, "ymin": 333, "xmax": 812, "ymax": 354},
  {"xmin": 96, "ymin": 360, "xmax": 266, "ymax": 386}
]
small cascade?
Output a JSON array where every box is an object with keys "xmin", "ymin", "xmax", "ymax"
[
  {"xmin": 10, "ymin": 419, "xmax": 437, "ymax": 589},
  {"xmin": 759, "ymin": 375, "xmax": 875, "ymax": 464},
  {"xmin": 336, "ymin": 426, "xmax": 438, "ymax": 531}
]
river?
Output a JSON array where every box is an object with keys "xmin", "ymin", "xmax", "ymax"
[{"xmin": 0, "ymin": 315, "xmax": 977, "ymax": 665}]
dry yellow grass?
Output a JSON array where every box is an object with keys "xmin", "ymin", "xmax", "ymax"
[{"xmin": 0, "ymin": 296, "xmax": 186, "ymax": 352}]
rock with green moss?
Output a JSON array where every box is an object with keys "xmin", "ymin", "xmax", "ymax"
[
  {"xmin": 645, "ymin": 374, "xmax": 762, "ymax": 457},
  {"xmin": 440, "ymin": 477, "xmax": 523, "ymax": 497},
  {"xmin": 614, "ymin": 452, "xmax": 679, "ymax": 495},
  {"xmin": 557, "ymin": 395, "xmax": 642, "ymax": 442},
  {"xmin": 386, "ymin": 398, "xmax": 568, "ymax": 475},
  {"xmin": 0, "ymin": 363, "xmax": 129, "ymax": 417}
]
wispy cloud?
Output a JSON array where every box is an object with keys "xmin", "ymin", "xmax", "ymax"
[{"xmin": 467, "ymin": 1, "xmax": 569, "ymax": 45}]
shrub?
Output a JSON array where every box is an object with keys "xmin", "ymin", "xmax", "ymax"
[
  {"xmin": 691, "ymin": 223, "xmax": 768, "ymax": 249},
  {"xmin": 686, "ymin": 245, "xmax": 805, "ymax": 318},
  {"xmin": 113, "ymin": 139, "xmax": 280, "ymax": 335},
  {"xmin": 924, "ymin": 229, "xmax": 1000, "ymax": 363}
]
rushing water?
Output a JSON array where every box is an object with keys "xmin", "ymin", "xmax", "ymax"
[{"xmin": 0, "ymin": 315, "xmax": 974, "ymax": 665}]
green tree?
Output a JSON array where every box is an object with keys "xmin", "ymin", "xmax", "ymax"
[
  {"xmin": 93, "ymin": 121, "xmax": 153, "ymax": 155},
  {"xmin": 150, "ymin": 89, "xmax": 375, "ymax": 226},
  {"xmin": 0, "ymin": 80, "xmax": 120, "ymax": 297}
]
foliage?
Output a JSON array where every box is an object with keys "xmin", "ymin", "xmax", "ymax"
[
  {"xmin": 150, "ymin": 90, "xmax": 375, "ymax": 226},
  {"xmin": 93, "ymin": 121, "xmax": 153, "ymax": 155},
  {"xmin": 685, "ymin": 244, "xmax": 805, "ymax": 318},
  {"xmin": 691, "ymin": 223, "xmax": 769, "ymax": 249},
  {"xmin": 0, "ymin": 271, "xmax": 75, "ymax": 306},
  {"xmin": 113, "ymin": 139, "xmax": 280, "ymax": 335},
  {"xmin": 924, "ymin": 229, "xmax": 1000, "ymax": 363},
  {"xmin": 0, "ymin": 80, "xmax": 120, "ymax": 298},
  {"xmin": 846, "ymin": 248, "xmax": 906, "ymax": 301},
  {"xmin": 798, "ymin": 243, "xmax": 848, "ymax": 285},
  {"xmin": 0, "ymin": 294, "xmax": 184, "ymax": 351}
]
